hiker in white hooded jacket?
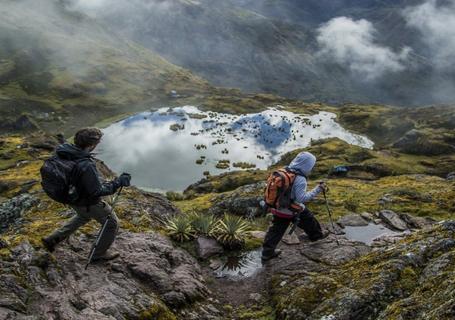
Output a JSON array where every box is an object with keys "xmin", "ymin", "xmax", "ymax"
[{"xmin": 262, "ymin": 151, "xmax": 328, "ymax": 261}]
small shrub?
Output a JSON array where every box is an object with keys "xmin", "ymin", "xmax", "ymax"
[
  {"xmin": 164, "ymin": 215, "xmax": 194, "ymax": 242},
  {"xmin": 215, "ymin": 214, "xmax": 250, "ymax": 249},
  {"xmin": 166, "ymin": 191, "xmax": 185, "ymax": 201},
  {"xmin": 189, "ymin": 212, "xmax": 217, "ymax": 237}
]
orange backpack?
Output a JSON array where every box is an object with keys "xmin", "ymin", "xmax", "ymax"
[{"xmin": 264, "ymin": 168, "xmax": 302, "ymax": 212}]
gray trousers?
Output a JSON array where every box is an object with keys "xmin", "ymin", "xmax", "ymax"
[{"xmin": 47, "ymin": 201, "xmax": 119, "ymax": 258}]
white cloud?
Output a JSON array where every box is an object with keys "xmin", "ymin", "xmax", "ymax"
[
  {"xmin": 404, "ymin": 0, "xmax": 455, "ymax": 70},
  {"xmin": 316, "ymin": 17, "xmax": 411, "ymax": 80}
]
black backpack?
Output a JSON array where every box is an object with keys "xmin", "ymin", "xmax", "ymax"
[{"xmin": 40, "ymin": 155, "xmax": 81, "ymax": 204}]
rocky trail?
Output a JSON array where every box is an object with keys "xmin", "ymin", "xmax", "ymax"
[{"xmin": 0, "ymin": 134, "xmax": 454, "ymax": 319}]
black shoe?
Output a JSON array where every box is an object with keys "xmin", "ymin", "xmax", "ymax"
[
  {"xmin": 309, "ymin": 230, "xmax": 330, "ymax": 242},
  {"xmin": 41, "ymin": 237, "xmax": 56, "ymax": 252},
  {"xmin": 261, "ymin": 249, "xmax": 282, "ymax": 262},
  {"xmin": 92, "ymin": 252, "xmax": 120, "ymax": 262}
]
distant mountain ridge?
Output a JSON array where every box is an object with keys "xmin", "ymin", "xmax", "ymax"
[{"xmin": 72, "ymin": 0, "xmax": 455, "ymax": 106}]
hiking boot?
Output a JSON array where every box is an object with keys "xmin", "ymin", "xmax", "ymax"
[
  {"xmin": 261, "ymin": 249, "xmax": 282, "ymax": 262},
  {"xmin": 92, "ymin": 251, "xmax": 120, "ymax": 262},
  {"xmin": 300, "ymin": 230, "xmax": 330, "ymax": 242},
  {"xmin": 41, "ymin": 237, "xmax": 57, "ymax": 252}
]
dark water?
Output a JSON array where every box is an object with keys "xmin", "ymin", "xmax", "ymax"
[
  {"xmin": 97, "ymin": 106, "xmax": 373, "ymax": 192},
  {"xmin": 344, "ymin": 223, "xmax": 400, "ymax": 245},
  {"xmin": 213, "ymin": 249, "xmax": 263, "ymax": 280}
]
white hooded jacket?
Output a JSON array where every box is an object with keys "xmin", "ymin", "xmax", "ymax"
[{"xmin": 288, "ymin": 151, "xmax": 322, "ymax": 203}]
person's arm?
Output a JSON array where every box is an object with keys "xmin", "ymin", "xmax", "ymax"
[
  {"xmin": 80, "ymin": 164, "xmax": 119, "ymax": 198},
  {"xmin": 293, "ymin": 178, "xmax": 323, "ymax": 203}
]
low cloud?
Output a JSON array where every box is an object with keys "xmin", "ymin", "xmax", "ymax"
[
  {"xmin": 403, "ymin": 0, "xmax": 455, "ymax": 71},
  {"xmin": 316, "ymin": 17, "xmax": 411, "ymax": 81}
]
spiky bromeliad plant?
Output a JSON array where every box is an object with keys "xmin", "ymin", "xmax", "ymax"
[
  {"xmin": 164, "ymin": 214, "xmax": 194, "ymax": 242},
  {"xmin": 189, "ymin": 211, "xmax": 217, "ymax": 237},
  {"xmin": 215, "ymin": 214, "xmax": 250, "ymax": 249}
]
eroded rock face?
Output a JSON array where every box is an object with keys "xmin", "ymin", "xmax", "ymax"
[{"xmin": 0, "ymin": 231, "xmax": 208, "ymax": 319}]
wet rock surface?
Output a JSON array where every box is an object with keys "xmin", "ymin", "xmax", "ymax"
[{"xmin": 0, "ymin": 231, "xmax": 208, "ymax": 319}]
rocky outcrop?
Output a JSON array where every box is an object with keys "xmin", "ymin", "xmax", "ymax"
[
  {"xmin": 337, "ymin": 213, "xmax": 369, "ymax": 227},
  {"xmin": 393, "ymin": 129, "xmax": 455, "ymax": 156},
  {"xmin": 208, "ymin": 182, "xmax": 265, "ymax": 218},
  {"xmin": 271, "ymin": 221, "xmax": 455, "ymax": 320},
  {"xmin": 379, "ymin": 209, "xmax": 409, "ymax": 231},
  {"xmin": 0, "ymin": 194, "xmax": 39, "ymax": 233},
  {"xmin": 0, "ymin": 231, "xmax": 208, "ymax": 319}
]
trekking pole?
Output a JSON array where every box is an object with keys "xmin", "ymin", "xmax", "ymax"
[
  {"xmin": 322, "ymin": 189, "xmax": 340, "ymax": 246},
  {"xmin": 85, "ymin": 187, "xmax": 123, "ymax": 270}
]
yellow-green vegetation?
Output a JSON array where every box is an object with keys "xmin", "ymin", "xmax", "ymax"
[
  {"xmin": 183, "ymin": 169, "xmax": 267, "ymax": 197},
  {"xmin": 215, "ymin": 214, "xmax": 250, "ymax": 249},
  {"xmin": 174, "ymin": 193, "xmax": 216, "ymax": 213},
  {"xmin": 308, "ymin": 175, "xmax": 454, "ymax": 220},
  {"xmin": 233, "ymin": 162, "xmax": 257, "ymax": 169},
  {"xmin": 163, "ymin": 212, "xmax": 252, "ymax": 250},
  {"xmin": 215, "ymin": 159, "xmax": 230, "ymax": 169},
  {"xmin": 0, "ymin": 136, "xmax": 30, "ymax": 170},
  {"xmin": 164, "ymin": 214, "xmax": 195, "ymax": 242},
  {"xmin": 139, "ymin": 303, "xmax": 177, "ymax": 320},
  {"xmin": 189, "ymin": 211, "xmax": 217, "ymax": 237},
  {"xmin": 234, "ymin": 305, "xmax": 275, "ymax": 320},
  {"xmin": 274, "ymin": 137, "xmax": 455, "ymax": 178},
  {"xmin": 176, "ymin": 138, "xmax": 455, "ymax": 222},
  {"xmin": 337, "ymin": 104, "xmax": 455, "ymax": 152}
]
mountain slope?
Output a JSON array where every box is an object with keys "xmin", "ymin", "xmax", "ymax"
[
  {"xmin": 0, "ymin": 0, "xmax": 211, "ymax": 134},
  {"xmin": 71, "ymin": 0, "xmax": 455, "ymax": 106}
]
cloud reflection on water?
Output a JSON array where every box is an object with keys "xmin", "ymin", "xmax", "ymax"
[{"xmin": 97, "ymin": 106, "xmax": 373, "ymax": 192}]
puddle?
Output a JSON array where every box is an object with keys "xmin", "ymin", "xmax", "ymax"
[
  {"xmin": 213, "ymin": 249, "xmax": 263, "ymax": 280},
  {"xmin": 344, "ymin": 223, "xmax": 400, "ymax": 245},
  {"xmin": 97, "ymin": 106, "xmax": 374, "ymax": 191}
]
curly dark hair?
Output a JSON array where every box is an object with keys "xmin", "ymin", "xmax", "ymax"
[{"xmin": 74, "ymin": 128, "xmax": 103, "ymax": 149}]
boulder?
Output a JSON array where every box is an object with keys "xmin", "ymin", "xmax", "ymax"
[
  {"xmin": 360, "ymin": 212, "xmax": 374, "ymax": 221},
  {"xmin": 0, "ymin": 231, "xmax": 209, "ymax": 317},
  {"xmin": 208, "ymin": 182, "xmax": 265, "ymax": 218},
  {"xmin": 195, "ymin": 236, "xmax": 223, "ymax": 259},
  {"xmin": 399, "ymin": 212, "xmax": 436, "ymax": 229},
  {"xmin": 337, "ymin": 214, "xmax": 369, "ymax": 227},
  {"xmin": 378, "ymin": 210, "xmax": 408, "ymax": 231}
]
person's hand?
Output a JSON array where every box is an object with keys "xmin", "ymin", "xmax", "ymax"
[
  {"xmin": 117, "ymin": 172, "xmax": 131, "ymax": 187},
  {"xmin": 318, "ymin": 181, "xmax": 328, "ymax": 193}
]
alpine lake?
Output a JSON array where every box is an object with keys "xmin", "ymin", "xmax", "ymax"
[{"xmin": 97, "ymin": 105, "xmax": 374, "ymax": 192}]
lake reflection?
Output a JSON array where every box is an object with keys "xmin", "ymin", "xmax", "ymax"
[{"xmin": 97, "ymin": 106, "xmax": 373, "ymax": 192}]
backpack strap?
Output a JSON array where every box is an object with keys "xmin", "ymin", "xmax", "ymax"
[{"xmin": 285, "ymin": 166, "xmax": 308, "ymax": 180}]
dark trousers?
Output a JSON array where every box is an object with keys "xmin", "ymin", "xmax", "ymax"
[
  {"xmin": 262, "ymin": 208, "xmax": 323, "ymax": 258},
  {"xmin": 45, "ymin": 202, "xmax": 118, "ymax": 258}
]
